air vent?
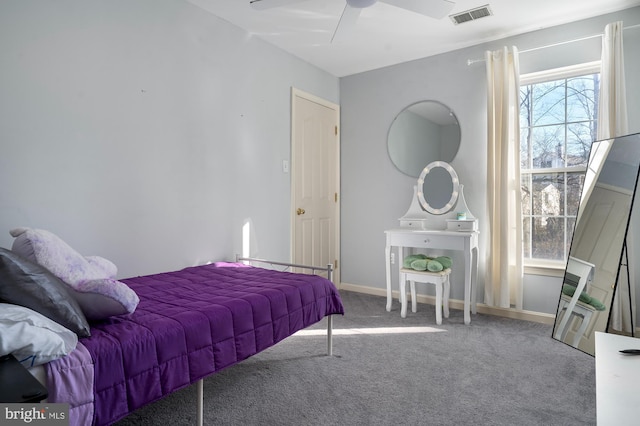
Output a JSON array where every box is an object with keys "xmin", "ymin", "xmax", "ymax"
[{"xmin": 450, "ymin": 4, "xmax": 493, "ymax": 25}]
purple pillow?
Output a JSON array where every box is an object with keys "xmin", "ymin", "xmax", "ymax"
[
  {"xmin": 9, "ymin": 227, "xmax": 138, "ymax": 320},
  {"xmin": 10, "ymin": 227, "xmax": 109, "ymax": 285},
  {"xmin": 70, "ymin": 279, "xmax": 140, "ymax": 321}
]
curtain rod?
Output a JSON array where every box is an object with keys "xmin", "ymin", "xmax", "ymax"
[{"xmin": 467, "ymin": 23, "xmax": 640, "ymax": 66}]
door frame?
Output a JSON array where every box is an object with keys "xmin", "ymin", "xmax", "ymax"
[{"xmin": 290, "ymin": 87, "xmax": 341, "ymax": 285}]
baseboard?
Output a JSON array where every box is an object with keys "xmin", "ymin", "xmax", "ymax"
[{"xmin": 339, "ymin": 282, "xmax": 556, "ymax": 325}]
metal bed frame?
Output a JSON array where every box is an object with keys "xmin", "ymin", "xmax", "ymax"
[{"xmin": 194, "ymin": 256, "xmax": 337, "ymax": 425}]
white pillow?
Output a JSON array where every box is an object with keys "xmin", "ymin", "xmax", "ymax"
[
  {"xmin": 0, "ymin": 303, "xmax": 78, "ymax": 367},
  {"xmin": 85, "ymin": 255, "xmax": 117, "ymax": 279},
  {"xmin": 9, "ymin": 227, "xmax": 138, "ymax": 320},
  {"xmin": 10, "ymin": 227, "xmax": 110, "ymax": 285}
]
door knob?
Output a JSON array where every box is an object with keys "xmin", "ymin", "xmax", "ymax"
[{"xmin": 296, "ymin": 208, "xmax": 306, "ymax": 215}]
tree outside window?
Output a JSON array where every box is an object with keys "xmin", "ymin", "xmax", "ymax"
[{"xmin": 520, "ymin": 66, "xmax": 600, "ymax": 265}]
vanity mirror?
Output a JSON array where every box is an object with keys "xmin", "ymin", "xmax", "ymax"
[
  {"xmin": 399, "ymin": 161, "xmax": 476, "ymax": 231},
  {"xmin": 552, "ymin": 132, "xmax": 640, "ymax": 356},
  {"xmin": 417, "ymin": 161, "xmax": 459, "ymax": 215},
  {"xmin": 388, "ymin": 100, "xmax": 461, "ymax": 178}
]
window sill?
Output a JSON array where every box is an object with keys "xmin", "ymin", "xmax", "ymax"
[{"xmin": 524, "ymin": 261, "xmax": 566, "ymax": 277}]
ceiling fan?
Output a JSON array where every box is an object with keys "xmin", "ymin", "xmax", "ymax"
[{"xmin": 249, "ymin": 0, "xmax": 456, "ymax": 43}]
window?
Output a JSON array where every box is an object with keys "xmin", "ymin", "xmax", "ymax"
[{"xmin": 519, "ymin": 62, "xmax": 600, "ymax": 267}]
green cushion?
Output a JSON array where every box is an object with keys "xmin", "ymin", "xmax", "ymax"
[
  {"xmin": 426, "ymin": 260, "xmax": 443, "ymax": 272},
  {"xmin": 562, "ymin": 284, "xmax": 606, "ymax": 311},
  {"xmin": 410, "ymin": 259, "xmax": 428, "ymax": 271},
  {"xmin": 435, "ymin": 256, "xmax": 452, "ymax": 269},
  {"xmin": 404, "ymin": 254, "xmax": 427, "ymax": 269}
]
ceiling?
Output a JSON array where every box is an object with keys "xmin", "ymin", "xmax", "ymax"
[{"xmin": 185, "ymin": 0, "xmax": 640, "ymax": 77}]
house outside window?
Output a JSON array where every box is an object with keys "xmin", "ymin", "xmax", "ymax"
[{"xmin": 519, "ymin": 62, "xmax": 601, "ymax": 270}]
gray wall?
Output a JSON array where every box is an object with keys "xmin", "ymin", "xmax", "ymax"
[
  {"xmin": 0, "ymin": 0, "xmax": 339, "ymax": 278},
  {"xmin": 340, "ymin": 8, "xmax": 640, "ymax": 314}
]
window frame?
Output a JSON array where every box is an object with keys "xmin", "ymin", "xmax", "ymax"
[{"xmin": 519, "ymin": 61, "xmax": 601, "ymax": 275}]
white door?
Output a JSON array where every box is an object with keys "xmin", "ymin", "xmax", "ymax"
[{"xmin": 291, "ymin": 88, "xmax": 340, "ymax": 284}]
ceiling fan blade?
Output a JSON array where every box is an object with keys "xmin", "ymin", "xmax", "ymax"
[
  {"xmin": 380, "ymin": 0, "xmax": 455, "ymax": 19},
  {"xmin": 249, "ymin": 0, "xmax": 309, "ymax": 11},
  {"xmin": 331, "ymin": 5, "xmax": 362, "ymax": 43}
]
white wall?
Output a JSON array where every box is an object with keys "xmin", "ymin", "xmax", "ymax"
[
  {"xmin": 0, "ymin": 0, "xmax": 338, "ymax": 278},
  {"xmin": 340, "ymin": 8, "xmax": 640, "ymax": 314},
  {"xmin": 2, "ymin": 1, "xmax": 639, "ymax": 318}
]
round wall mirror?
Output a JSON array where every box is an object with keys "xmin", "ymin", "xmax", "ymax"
[
  {"xmin": 417, "ymin": 161, "xmax": 460, "ymax": 215},
  {"xmin": 387, "ymin": 100, "xmax": 461, "ymax": 178}
]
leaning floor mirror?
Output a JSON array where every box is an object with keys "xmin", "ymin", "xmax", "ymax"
[{"xmin": 552, "ymin": 132, "xmax": 640, "ymax": 355}]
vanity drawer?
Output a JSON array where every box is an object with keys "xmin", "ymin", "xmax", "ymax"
[
  {"xmin": 387, "ymin": 232, "xmax": 463, "ymax": 251},
  {"xmin": 399, "ymin": 219, "xmax": 426, "ymax": 229},
  {"xmin": 446, "ymin": 219, "xmax": 478, "ymax": 231}
]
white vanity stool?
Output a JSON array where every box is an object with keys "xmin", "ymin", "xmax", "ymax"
[
  {"xmin": 400, "ymin": 267, "xmax": 451, "ymax": 325},
  {"xmin": 553, "ymin": 256, "xmax": 596, "ymax": 348}
]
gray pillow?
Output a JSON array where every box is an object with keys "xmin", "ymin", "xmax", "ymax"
[{"xmin": 0, "ymin": 248, "xmax": 90, "ymax": 337}]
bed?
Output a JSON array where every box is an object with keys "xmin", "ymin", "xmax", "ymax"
[{"xmin": 0, "ymin": 228, "xmax": 344, "ymax": 426}]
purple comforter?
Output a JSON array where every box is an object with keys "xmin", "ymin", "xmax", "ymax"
[{"xmin": 66, "ymin": 263, "xmax": 343, "ymax": 425}]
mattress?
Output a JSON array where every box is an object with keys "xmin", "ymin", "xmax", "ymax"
[{"xmin": 45, "ymin": 262, "xmax": 344, "ymax": 426}]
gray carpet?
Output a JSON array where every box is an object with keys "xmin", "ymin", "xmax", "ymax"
[{"xmin": 115, "ymin": 290, "xmax": 596, "ymax": 425}]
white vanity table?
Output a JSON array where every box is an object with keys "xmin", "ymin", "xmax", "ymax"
[
  {"xmin": 385, "ymin": 162, "xmax": 479, "ymax": 324},
  {"xmin": 385, "ymin": 228, "xmax": 478, "ymax": 324}
]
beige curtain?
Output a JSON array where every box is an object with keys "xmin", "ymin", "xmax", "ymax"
[
  {"xmin": 597, "ymin": 21, "xmax": 628, "ymax": 140},
  {"xmin": 597, "ymin": 21, "xmax": 632, "ymax": 333},
  {"xmin": 484, "ymin": 46, "xmax": 523, "ymax": 309}
]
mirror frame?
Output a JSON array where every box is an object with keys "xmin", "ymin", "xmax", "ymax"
[
  {"xmin": 552, "ymin": 132, "xmax": 640, "ymax": 355},
  {"xmin": 417, "ymin": 161, "xmax": 460, "ymax": 215}
]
